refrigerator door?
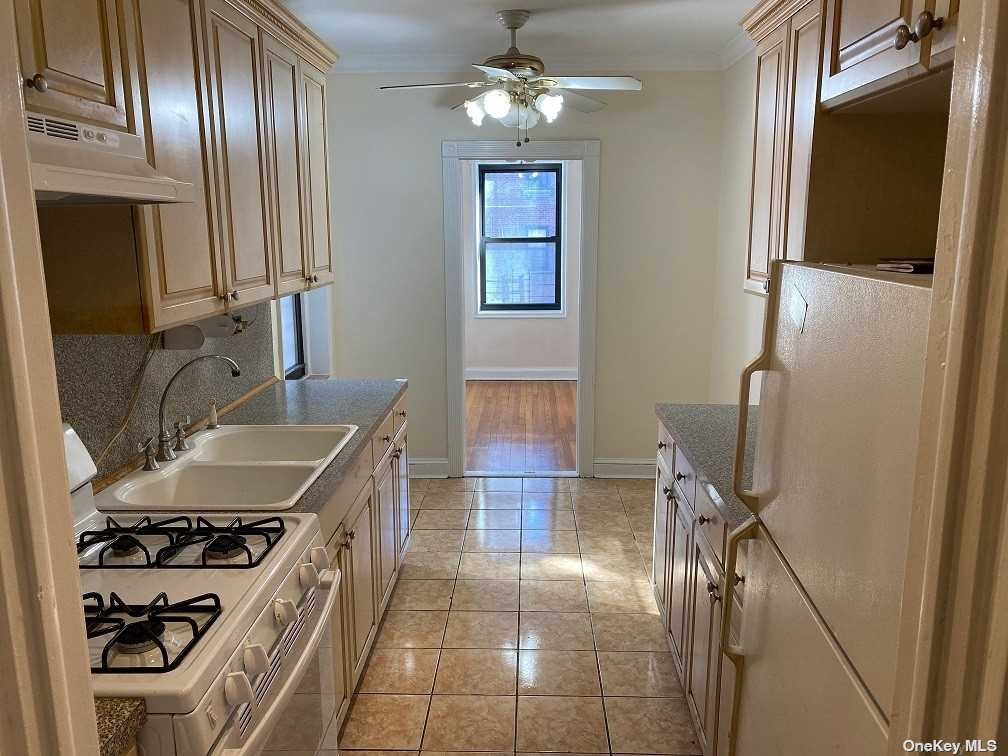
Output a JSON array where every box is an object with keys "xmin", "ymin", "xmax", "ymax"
[
  {"xmin": 745, "ymin": 263, "xmax": 929, "ymax": 718},
  {"xmin": 730, "ymin": 522, "xmax": 887, "ymax": 756}
]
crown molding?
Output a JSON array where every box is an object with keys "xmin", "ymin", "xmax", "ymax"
[
  {"xmin": 741, "ymin": 0, "xmax": 816, "ymax": 42},
  {"xmin": 720, "ymin": 30, "xmax": 756, "ymax": 69}
]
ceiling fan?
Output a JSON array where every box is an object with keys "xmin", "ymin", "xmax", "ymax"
[{"xmin": 378, "ymin": 9, "xmax": 643, "ymax": 144}]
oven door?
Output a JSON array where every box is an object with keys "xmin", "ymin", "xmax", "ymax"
[{"xmin": 210, "ymin": 569, "xmax": 341, "ymax": 756}]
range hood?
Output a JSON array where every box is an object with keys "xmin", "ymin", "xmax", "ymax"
[{"xmin": 27, "ymin": 113, "xmax": 194, "ymax": 206}]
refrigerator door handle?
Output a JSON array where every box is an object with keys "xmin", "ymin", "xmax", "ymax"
[{"xmin": 721, "ymin": 517, "xmax": 758, "ymax": 660}]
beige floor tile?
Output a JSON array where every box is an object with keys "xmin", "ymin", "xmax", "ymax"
[
  {"xmin": 408, "ymin": 530, "xmax": 465, "ymax": 553},
  {"xmin": 410, "ymin": 478, "xmax": 432, "ymax": 493},
  {"xmin": 520, "ymin": 552, "xmax": 584, "ymax": 581},
  {"xmin": 518, "ymin": 650, "xmax": 601, "ymax": 695},
  {"xmin": 627, "ymin": 512, "xmax": 655, "ymax": 534},
  {"xmin": 580, "ymin": 552, "xmax": 647, "ymax": 582},
  {"xmin": 576, "ymin": 510, "xmax": 632, "ymax": 532},
  {"xmin": 568, "ymin": 477, "xmax": 620, "ymax": 493},
  {"xmin": 516, "ymin": 696, "xmax": 609, "ymax": 753},
  {"xmin": 624, "ymin": 500, "xmax": 655, "ymax": 520},
  {"xmin": 426, "ymin": 478, "xmax": 477, "ymax": 493},
  {"xmin": 443, "ymin": 611, "xmax": 519, "ymax": 649},
  {"xmin": 468, "ymin": 508, "xmax": 522, "ymax": 529},
  {"xmin": 339, "ymin": 694, "xmax": 429, "ymax": 750},
  {"xmin": 413, "ymin": 509, "xmax": 469, "ymax": 530},
  {"xmin": 476, "ymin": 476, "xmax": 524, "ymax": 492},
  {"xmin": 409, "ymin": 508, "xmax": 420, "ymax": 526},
  {"xmin": 389, "ymin": 580, "xmax": 454, "ymax": 611},
  {"xmin": 359, "ymin": 649, "xmax": 440, "ymax": 694},
  {"xmin": 522, "ymin": 492, "xmax": 574, "ymax": 509},
  {"xmin": 578, "ymin": 531, "xmax": 640, "ymax": 554},
  {"xmin": 520, "ymin": 580, "xmax": 589, "ymax": 612},
  {"xmin": 591, "ymin": 613, "xmax": 669, "ymax": 652},
  {"xmin": 472, "ymin": 491, "xmax": 524, "ymax": 509},
  {"xmin": 586, "ymin": 580, "xmax": 659, "ymax": 614},
  {"xmin": 464, "ymin": 529, "xmax": 521, "ymax": 552},
  {"xmin": 597, "ymin": 652, "xmax": 683, "ymax": 697},
  {"xmin": 604, "ymin": 697, "xmax": 700, "ymax": 754},
  {"xmin": 618, "ymin": 478, "xmax": 655, "ymax": 494},
  {"xmin": 523, "ymin": 477, "xmax": 571, "ymax": 493},
  {"xmin": 399, "ymin": 552, "xmax": 461, "ymax": 581},
  {"xmin": 434, "ymin": 649, "xmax": 518, "ymax": 694},
  {"xmin": 419, "ymin": 493, "xmax": 472, "ymax": 510},
  {"xmin": 457, "ymin": 552, "xmax": 521, "ymax": 579},
  {"xmin": 519, "ymin": 611, "xmax": 595, "ymax": 650},
  {"xmin": 422, "ymin": 695, "xmax": 516, "ymax": 752},
  {"xmin": 522, "ymin": 529, "xmax": 580, "ymax": 554},
  {"xmin": 573, "ymin": 495, "xmax": 627, "ymax": 512},
  {"xmin": 451, "ymin": 579, "xmax": 519, "ymax": 611},
  {"xmin": 375, "ymin": 611, "xmax": 448, "ymax": 648},
  {"xmin": 522, "ymin": 509, "xmax": 577, "ymax": 530}
]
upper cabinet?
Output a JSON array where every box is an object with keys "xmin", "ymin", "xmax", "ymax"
[
  {"xmin": 14, "ymin": 0, "xmax": 131, "ymax": 129},
  {"xmin": 31, "ymin": 0, "xmax": 338, "ymax": 334},
  {"xmin": 821, "ymin": 0, "xmax": 956, "ymax": 106}
]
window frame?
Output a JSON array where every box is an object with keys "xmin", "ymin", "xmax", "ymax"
[
  {"xmin": 280, "ymin": 293, "xmax": 306, "ymax": 380},
  {"xmin": 478, "ymin": 162, "xmax": 563, "ymax": 312}
]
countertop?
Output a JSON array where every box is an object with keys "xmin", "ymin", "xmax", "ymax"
[
  {"xmin": 223, "ymin": 378, "xmax": 408, "ymax": 515},
  {"xmin": 654, "ymin": 403, "xmax": 758, "ymax": 528},
  {"xmin": 94, "ymin": 697, "xmax": 145, "ymax": 756}
]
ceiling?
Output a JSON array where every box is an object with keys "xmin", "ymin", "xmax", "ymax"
[{"xmin": 279, "ymin": 1, "xmax": 756, "ymax": 73}]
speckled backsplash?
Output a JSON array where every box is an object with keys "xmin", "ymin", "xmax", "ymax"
[{"xmin": 52, "ymin": 304, "xmax": 275, "ymax": 480}]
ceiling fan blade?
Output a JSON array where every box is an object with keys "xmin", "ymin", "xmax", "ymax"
[
  {"xmin": 378, "ymin": 81, "xmax": 488, "ymax": 91},
  {"xmin": 538, "ymin": 75, "xmax": 642, "ymax": 91},
  {"xmin": 559, "ymin": 91, "xmax": 606, "ymax": 113},
  {"xmin": 473, "ymin": 64, "xmax": 520, "ymax": 81}
]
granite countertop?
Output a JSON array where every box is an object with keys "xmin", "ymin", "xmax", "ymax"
[
  {"xmin": 654, "ymin": 403, "xmax": 758, "ymax": 528},
  {"xmin": 222, "ymin": 378, "xmax": 408, "ymax": 514},
  {"xmin": 95, "ymin": 697, "xmax": 145, "ymax": 756}
]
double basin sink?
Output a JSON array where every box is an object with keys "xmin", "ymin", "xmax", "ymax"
[{"xmin": 95, "ymin": 425, "xmax": 358, "ymax": 511}]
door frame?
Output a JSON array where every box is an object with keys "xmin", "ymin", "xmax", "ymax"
[{"xmin": 442, "ymin": 139, "xmax": 600, "ymax": 477}]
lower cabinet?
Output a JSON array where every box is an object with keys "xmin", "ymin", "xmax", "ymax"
[
  {"xmin": 686, "ymin": 537, "xmax": 722, "ymax": 754},
  {"xmin": 395, "ymin": 433, "xmax": 411, "ymax": 561},
  {"xmin": 344, "ymin": 483, "xmax": 377, "ymax": 684},
  {"xmin": 375, "ymin": 450, "xmax": 398, "ymax": 611},
  {"xmin": 667, "ymin": 487, "xmax": 692, "ymax": 671},
  {"xmin": 652, "ymin": 459, "xmax": 672, "ymax": 601}
]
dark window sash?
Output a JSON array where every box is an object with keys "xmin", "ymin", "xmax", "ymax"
[{"xmin": 283, "ymin": 293, "xmax": 306, "ymax": 380}]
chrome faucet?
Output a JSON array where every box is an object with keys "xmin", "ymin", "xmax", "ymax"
[{"xmin": 157, "ymin": 355, "xmax": 241, "ymax": 462}]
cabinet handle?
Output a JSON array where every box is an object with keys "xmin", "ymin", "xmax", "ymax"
[
  {"xmin": 348, "ymin": 530, "xmax": 356, "ymax": 541},
  {"xmin": 657, "ymin": 441, "xmax": 667, "ymax": 450},
  {"xmin": 894, "ymin": 10, "xmax": 944, "ymax": 50},
  {"xmin": 707, "ymin": 581, "xmax": 717, "ymax": 595},
  {"xmin": 392, "ymin": 448, "xmax": 402, "ymax": 459},
  {"xmin": 675, "ymin": 472, "xmax": 687, "ymax": 482},
  {"xmin": 382, "ymin": 435, "xmax": 391, "ymax": 443},
  {"xmin": 399, "ymin": 409, "xmax": 407, "ymax": 418},
  {"xmin": 697, "ymin": 515, "xmax": 711, "ymax": 526},
  {"xmin": 312, "ymin": 274, "xmax": 319, "ymax": 283},
  {"xmin": 219, "ymin": 292, "xmax": 231, "ymax": 302},
  {"xmin": 24, "ymin": 74, "xmax": 48, "ymax": 93},
  {"xmin": 662, "ymin": 485, "xmax": 670, "ymax": 496}
]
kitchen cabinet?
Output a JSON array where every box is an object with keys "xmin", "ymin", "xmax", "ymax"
[
  {"xmin": 395, "ymin": 433, "xmax": 411, "ymax": 561},
  {"xmin": 667, "ymin": 485, "xmax": 692, "ymax": 670},
  {"xmin": 205, "ymin": 0, "xmax": 275, "ymax": 308},
  {"xmin": 375, "ymin": 451, "xmax": 398, "ymax": 612},
  {"xmin": 344, "ymin": 483, "xmax": 377, "ymax": 684},
  {"xmin": 652, "ymin": 460, "xmax": 673, "ymax": 601},
  {"xmin": 14, "ymin": 0, "xmax": 131, "ymax": 129},
  {"xmin": 686, "ymin": 535, "xmax": 722, "ymax": 754},
  {"xmin": 299, "ymin": 61, "xmax": 335, "ymax": 287}
]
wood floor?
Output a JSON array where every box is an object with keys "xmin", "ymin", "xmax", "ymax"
[{"xmin": 465, "ymin": 380, "xmax": 576, "ymax": 474}]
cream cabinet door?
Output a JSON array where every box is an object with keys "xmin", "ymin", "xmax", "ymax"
[
  {"xmin": 667, "ymin": 489, "xmax": 691, "ymax": 670},
  {"xmin": 14, "ymin": 0, "xmax": 130, "ymax": 128},
  {"xmin": 686, "ymin": 538, "xmax": 722, "ymax": 754},
  {"xmin": 346, "ymin": 485, "xmax": 377, "ymax": 683},
  {"xmin": 820, "ymin": 0, "xmax": 928, "ymax": 106},
  {"xmin": 395, "ymin": 434, "xmax": 411, "ymax": 561},
  {"xmin": 132, "ymin": 0, "xmax": 226, "ymax": 331},
  {"xmin": 205, "ymin": 0, "xmax": 275, "ymax": 307},
  {"xmin": 375, "ymin": 457, "xmax": 398, "ymax": 611},
  {"xmin": 299, "ymin": 62, "xmax": 334, "ymax": 287},
  {"xmin": 652, "ymin": 463, "xmax": 672, "ymax": 607},
  {"xmin": 746, "ymin": 23, "xmax": 789, "ymax": 294},
  {"xmin": 262, "ymin": 32, "xmax": 310, "ymax": 298}
]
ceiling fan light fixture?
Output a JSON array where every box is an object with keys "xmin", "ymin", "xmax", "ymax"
[
  {"xmin": 500, "ymin": 102, "xmax": 540, "ymax": 129},
  {"xmin": 464, "ymin": 98, "xmax": 486, "ymax": 126},
  {"xmin": 483, "ymin": 88, "xmax": 513, "ymax": 119},
  {"xmin": 534, "ymin": 92, "xmax": 563, "ymax": 123}
]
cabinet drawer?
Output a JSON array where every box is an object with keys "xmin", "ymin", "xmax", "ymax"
[
  {"xmin": 371, "ymin": 411, "xmax": 395, "ymax": 468},
  {"xmin": 694, "ymin": 484, "xmax": 727, "ymax": 567},
  {"xmin": 657, "ymin": 422, "xmax": 674, "ymax": 469},
  {"xmin": 392, "ymin": 396, "xmax": 409, "ymax": 436},
  {"xmin": 673, "ymin": 447, "xmax": 697, "ymax": 508}
]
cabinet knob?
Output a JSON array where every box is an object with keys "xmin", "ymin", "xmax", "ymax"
[
  {"xmin": 894, "ymin": 11, "xmax": 944, "ymax": 49},
  {"xmin": 312, "ymin": 274, "xmax": 319, "ymax": 283},
  {"xmin": 382, "ymin": 435, "xmax": 391, "ymax": 443},
  {"xmin": 399, "ymin": 409, "xmax": 408, "ymax": 418},
  {"xmin": 348, "ymin": 529, "xmax": 356, "ymax": 540},
  {"xmin": 230, "ymin": 289, "xmax": 239, "ymax": 300},
  {"xmin": 24, "ymin": 74, "xmax": 48, "ymax": 92},
  {"xmin": 697, "ymin": 515, "xmax": 711, "ymax": 526},
  {"xmin": 657, "ymin": 441, "xmax": 667, "ymax": 450},
  {"xmin": 662, "ymin": 486, "xmax": 670, "ymax": 496},
  {"xmin": 675, "ymin": 472, "xmax": 687, "ymax": 482},
  {"xmin": 219, "ymin": 292, "xmax": 231, "ymax": 301}
]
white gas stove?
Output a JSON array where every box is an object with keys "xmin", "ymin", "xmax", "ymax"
[{"xmin": 66, "ymin": 427, "xmax": 340, "ymax": 756}]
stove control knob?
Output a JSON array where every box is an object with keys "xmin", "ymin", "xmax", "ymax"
[
  {"xmin": 273, "ymin": 598, "xmax": 298, "ymax": 627},
  {"xmin": 224, "ymin": 671, "xmax": 253, "ymax": 707},
  {"xmin": 309, "ymin": 546, "xmax": 330, "ymax": 572},
  {"xmin": 243, "ymin": 643, "xmax": 269, "ymax": 678},
  {"xmin": 299, "ymin": 563, "xmax": 320, "ymax": 590}
]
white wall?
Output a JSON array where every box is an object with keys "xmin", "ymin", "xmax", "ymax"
[
  {"xmin": 707, "ymin": 52, "xmax": 767, "ymax": 403},
  {"xmin": 326, "ymin": 72, "xmax": 723, "ymax": 467},
  {"xmin": 462, "ymin": 160, "xmax": 580, "ymax": 380}
]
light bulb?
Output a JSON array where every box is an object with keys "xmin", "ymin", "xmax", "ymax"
[
  {"xmin": 500, "ymin": 103, "xmax": 540, "ymax": 129},
  {"xmin": 483, "ymin": 89, "xmax": 512, "ymax": 119},
  {"xmin": 534, "ymin": 93, "xmax": 563, "ymax": 123},
  {"xmin": 464, "ymin": 99, "xmax": 485, "ymax": 126}
]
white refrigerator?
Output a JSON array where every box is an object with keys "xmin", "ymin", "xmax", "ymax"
[{"xmin": 724, "ymin": 262, "xmax": 931, "ymax": 755}]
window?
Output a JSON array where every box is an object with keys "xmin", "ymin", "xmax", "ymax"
[
  {"xmin": 479, "ymin": 163, "xmax": 562, "ymax": 312},
  {"xmin": 279, "ymin": 293, "xmax": 305, "ymax": 379}
]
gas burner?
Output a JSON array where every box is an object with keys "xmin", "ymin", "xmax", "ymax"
[
  {"xmin": 78, "ymin": 515, "xmax": 192, "ymax": 568},
  {"xmin": 109, "ymin": 535, "xmax": 143, "ymax": 558},
  {"xmin": 205, "ymin": 533, "xmax": 248, "ymax": 560},
  {"xmin": 115, "ymin": 618, "xmax": 166, "ymax": 654},
  {"xmin": 84, "ymin": 591, "xmax": 221, "ymax": 673}
]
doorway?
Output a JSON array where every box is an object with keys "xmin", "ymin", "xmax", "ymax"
[{"xmin": 442, "ymin": 140, "xmax": 600, "ymax": 478}]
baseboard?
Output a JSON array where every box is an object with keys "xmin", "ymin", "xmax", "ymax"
[
  {"xmin": 409, "ymin": 458, "xmax": 449, "ymax": 478},
  {"xmin": 464, "ymin": 368, "xmax": 579, "ymax": 381},
  {"xmin": 593, "ymin": 458, "xmax": 655, "ymax": 479}
]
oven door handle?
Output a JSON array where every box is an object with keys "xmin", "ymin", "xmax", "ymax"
[{"xmin": 217, "ymin": 568, "xmax": 341, "ymax": 756}]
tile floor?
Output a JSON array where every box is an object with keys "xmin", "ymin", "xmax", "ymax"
[{"xmin": 328, "ymin": 476, "xmax": 701, "ymax": 756}]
